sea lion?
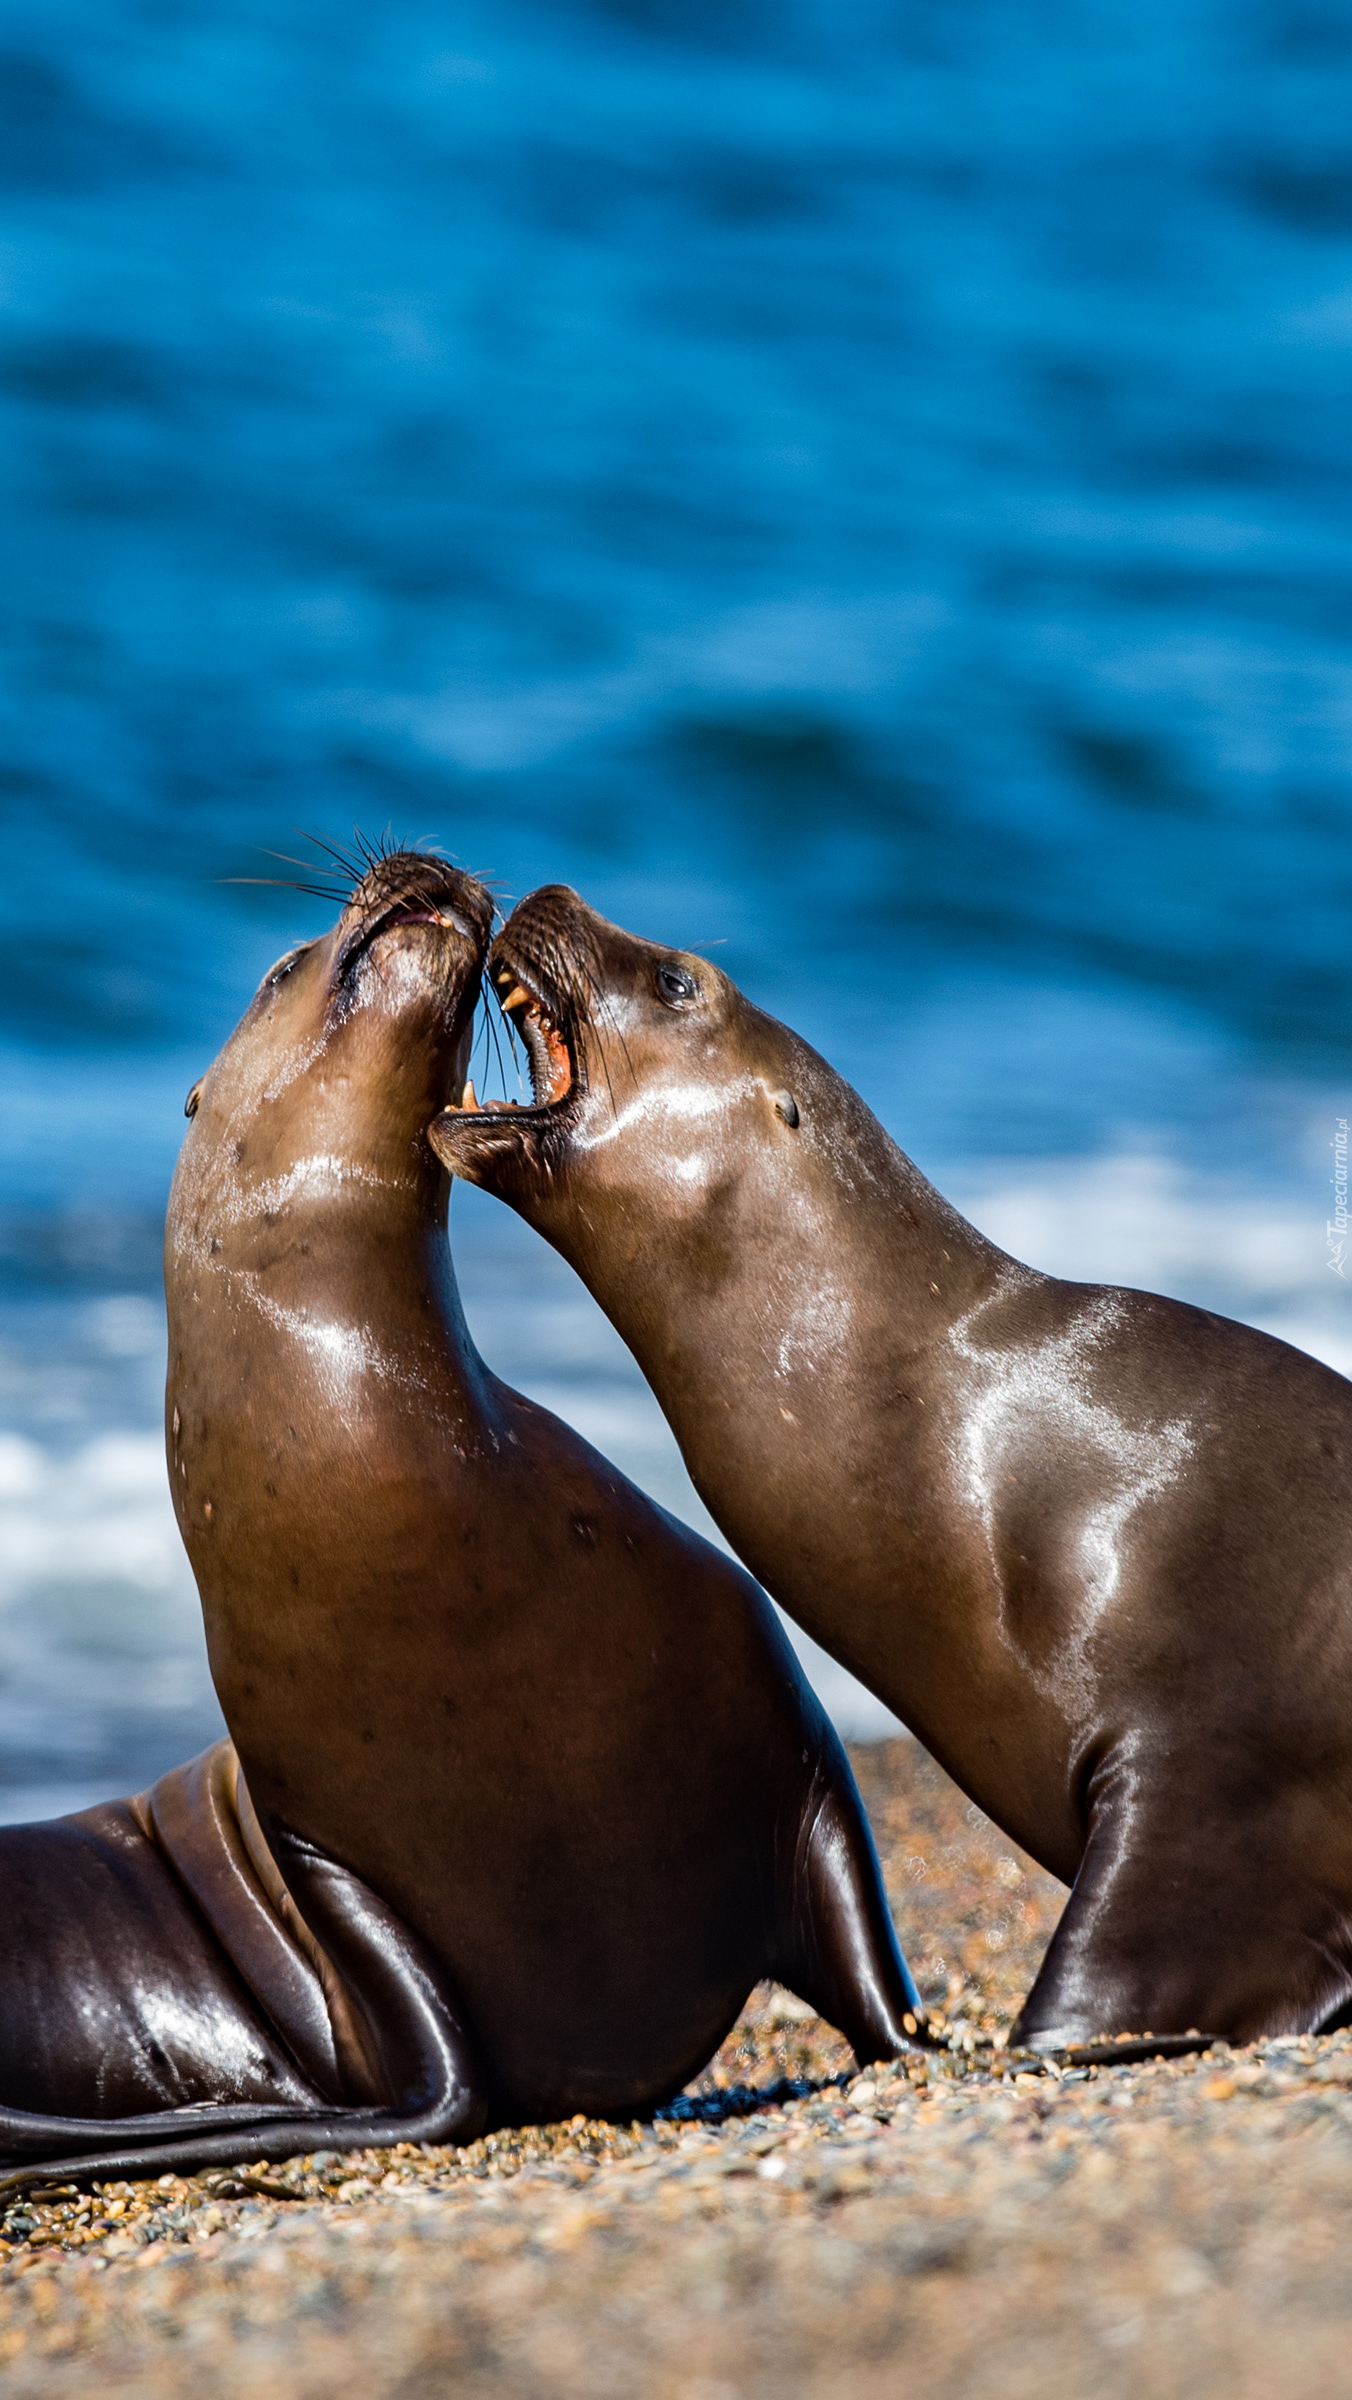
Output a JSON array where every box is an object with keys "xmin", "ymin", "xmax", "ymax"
[
  {"xmin": 0, "ymin": 1739, "xmax": 480, "ymax": 2193},
  {"xmin": 431, "ymin": 884, "xmax": 1352, "ymax": 2052},
  {"xmin": 161, "ymin": 846, "xmax": 925, "ymax": 2143}
]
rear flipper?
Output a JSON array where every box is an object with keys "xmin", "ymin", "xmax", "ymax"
[{"xmin": 775, "ymin": 1735, "xmax": 931, "ymax": 2063}]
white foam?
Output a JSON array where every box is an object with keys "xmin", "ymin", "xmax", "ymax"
[
  {"xmin": 952, "ymin": 1152, "xmax": 1344, "ymax": 1319},
  {"xmin": 0, "ymin": 1433, "xmax": 187, "ymax": 1601},
  {"xmin": 0, "ymin": 1431, "xmax": 222, "ymax": 1820}
]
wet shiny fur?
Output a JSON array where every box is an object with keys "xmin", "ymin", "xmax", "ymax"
[
  {"xmin": 163, "ymin": 850, "xmax": 925, "ymax": 2143},
  {"xmin": 432, "ymin": 885, "xmax": 1352, "ymax": 2051},
  {"xmin": 0, "ymin": 1739, "xmax": 480, "ymax": 2193}
]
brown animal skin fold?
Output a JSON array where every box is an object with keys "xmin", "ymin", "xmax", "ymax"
[{"xmin": 0, "ymin": 1742, "xmax": 485, "ymax": 2196}]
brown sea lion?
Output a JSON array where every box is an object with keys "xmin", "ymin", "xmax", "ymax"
[
  {"xmin": 430, "ymin": 884, "xmax": 1352, "ymax": 2053},
  {"xmin": 0, "ymin": 1738, "xmax": 480, "ymax": 2193},
  {"xmin": 159, "ymin": 847, "xmax": 924, "ymax": 2146}
]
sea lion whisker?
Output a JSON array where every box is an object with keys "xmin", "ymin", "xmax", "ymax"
[
  {"xmin": 294, "ymin": 830, "xmax": 371, "ymax": 889},
  {"xmin": 493, "ymin": 988, "xmax": 529, "ymax": 1094},
  {"xmin": 261, "ymin": 850, "xmax": 350, "ymax": 876},
  {"xmin": 479, "ymin": 949, "xmax": 577, "ymax": 1113},
  {"xmin": 568, "ymin": 950, "xmax": 632, "ymax": 1114},
  {"xmin": 480, "ymin": 984, "xmax": 518, "ymax": 1102},
  {"xmin": 221, "ymin": 879, "xmax": 350, "ymax": 901},
  {"xmin": 504, "ymin": 936, "xmax": 601, "ymax": 1118},
  {"xmin": 561, "ymin": 959, "xmax": 615, "ymax": 1118},
  {"xmin": 467, "ymin": 994, "xmax": 510, "ymax": 1105}
]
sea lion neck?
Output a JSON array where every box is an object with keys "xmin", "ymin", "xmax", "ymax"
[
  {"xmin": 166, "ymin": 1108, "xmax": 490, "ymax": 1422},
  {"xmin": 168, "ymin": 850, "xmax": 496, "ymax": 1413},
  {"xmin": 531, "ymin": 1054, "xmax": 1007, "ymax": 1457}
]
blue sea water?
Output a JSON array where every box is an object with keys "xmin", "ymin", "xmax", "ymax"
[{"xmin": 1, "ymin": 0, "xmax": 1352, "ymax": 1808}]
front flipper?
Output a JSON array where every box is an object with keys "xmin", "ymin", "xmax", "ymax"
[
  {"xmin": 776, "ymin": 1735, "xmax": 930, "ymax": 2064},
  {"xmin": 1013, "ymin": 1763, "xmax": 1352, "ymax": 2052},
  {"xmin": 0, "ymin": 1824, "xmax": 486, "ymax": 2196}
]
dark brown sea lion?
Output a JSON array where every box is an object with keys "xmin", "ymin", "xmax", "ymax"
[
  {"xmin": 160, "ymin": 848, "xmax": 925, "ymax": 2145},
  {"xmin": 431, "ymin": 884, "xmax": 1352, "ymax": 2053},
  {"xmin": 0, "ymin": 1738, "xmax": 480, "ymax": 2194}
]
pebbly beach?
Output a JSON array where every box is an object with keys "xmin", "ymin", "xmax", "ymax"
[{"xmin": 2, "ymin": 1738, "xmax": 1351, "ymax": 2400}]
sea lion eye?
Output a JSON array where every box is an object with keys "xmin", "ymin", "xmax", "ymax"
[
  {"xmin": 264, "ymin": 945, "xmax": 309, "ymax": 989},
  {"xmin": 656, "ymin": 964, "xmax": 697, "ymax": 1008}
]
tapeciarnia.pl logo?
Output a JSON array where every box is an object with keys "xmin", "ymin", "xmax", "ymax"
[{"xmin": 1328, "ymin": 1118, "xmax": 1349, "ymax": 1280}]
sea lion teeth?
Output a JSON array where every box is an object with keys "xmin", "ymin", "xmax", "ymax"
[
  {"xmin": 458, "ymin": 880, "xmax": 1352, "ymax": 2058},
  {"xmin": 500, "ymin": 986, "xmax": 531, "ymax": 1014},
  {"xmin": 462, "ymin": 1078, "xmax": 478, "ymax": 1110}
]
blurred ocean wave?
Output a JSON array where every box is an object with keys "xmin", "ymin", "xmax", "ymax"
[
  {"xmin": 0, "ymin": 1428, "xmax": 218, "ymax": 1822},
  {"xmin": 0, "ymin": 0, "xmax": 1351, "ymax": 1078}
]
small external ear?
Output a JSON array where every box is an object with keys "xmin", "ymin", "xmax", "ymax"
[
  {"xmin": 184, "ymin": 1080, "xmax": 204, "ymax": 1120},
  {"xmin": 770, "ymin": 1089, "xmax": 799, "ymax": 1128}
]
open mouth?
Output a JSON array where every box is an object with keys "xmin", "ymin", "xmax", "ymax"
[{"xmin": 439, "ymin": 954, "xmax": 577, "ymax": 1117}]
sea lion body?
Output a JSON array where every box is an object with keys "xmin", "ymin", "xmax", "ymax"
[
  {"xmin": 432, "ymin": 886, "xmax": 1352, "ymax": 2050},
  {"xmin": 163, "ymin": 851, "xmax": 923, "ymax": 2132}
]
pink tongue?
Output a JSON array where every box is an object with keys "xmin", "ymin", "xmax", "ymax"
[{"xmin": 543, "ymin": 1022, "xmax": 572, "ymax": 1101}]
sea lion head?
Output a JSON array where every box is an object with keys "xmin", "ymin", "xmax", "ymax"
[
  {"xmin": 427, "ymin": 883, "xmax": 872, "ymax": 1299},
  {"xmin": 175, "ymin": 848, "xmax": 495, "ymax": 1235}
]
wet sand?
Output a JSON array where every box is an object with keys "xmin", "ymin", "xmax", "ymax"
[{"xmin": 2, "ymin": 1739, "xmax": 1350, "ymax": 2398}]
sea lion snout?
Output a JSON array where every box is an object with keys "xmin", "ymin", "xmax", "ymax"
[
  {"xmin": 166, "ymin": 850, "xmax": 502, "ymax": 1301},
  {"xmin": 431, "ymin": 884, "xmax": 767, "ymax": 1204},
  {"xmin": 428, "ymin": 886, "xmax": 597, "ymax": 1184},
  {"xmin": 328, "ymin": 851, "xmax": 493, "ymax": 998},
  {"xmin": 184, "ymin": 849, "xmax": 494, "ymax": 1153}
]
